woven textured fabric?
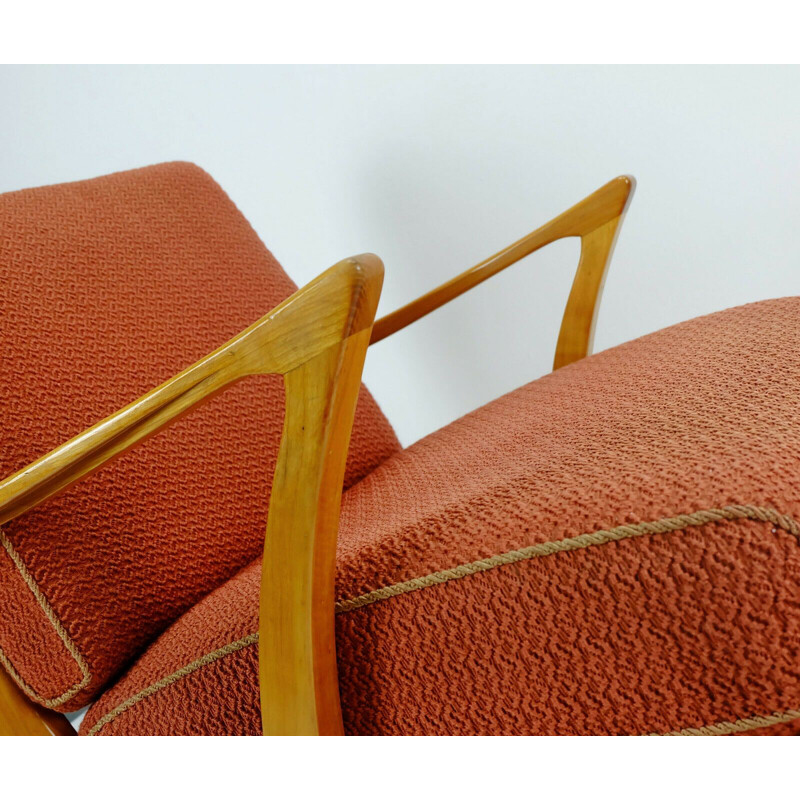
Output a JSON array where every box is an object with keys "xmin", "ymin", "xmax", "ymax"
[
  {"xmin": 83, "ymin": 297, "xmax": 800, "ymax": 735},
  {"xmin": 0, "ymin": 163, "xmax": 401, "ymax": 710}
]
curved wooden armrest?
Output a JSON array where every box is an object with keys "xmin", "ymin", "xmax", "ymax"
[
  {"xmin": 0, "ymin": 256, "xmax": 382, "ymax": 527},
  {"xmin": 0, "ymin": 668, "xmax": 77, "ymax": 735},
  {"xmin": 0, "ymin": 254, "xmax": 384, "ymax": 736},
  {"xmin": 371, "ymin": 175, "xmax": 635, "ymax": 370}
]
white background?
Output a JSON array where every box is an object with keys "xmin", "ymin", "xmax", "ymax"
[
  {"xmin": 3, "ymin": 65, "xmax": 800, "ymax": 445},
  {"xmin": 3, "ymin": 0, "xmax": 800, "ymax": 787}
]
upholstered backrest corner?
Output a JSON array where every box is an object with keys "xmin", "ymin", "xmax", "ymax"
[{"xmin": 0, "ymin": 162, "xmax": 401, "ymax": 710}]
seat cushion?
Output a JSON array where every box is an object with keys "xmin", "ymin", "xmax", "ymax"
[
  {"xmin": 83, "ymin": 297, "xmax": 800, "ymax": 735},
  {"xmin": 0, "ymin": 163, "xmax": 400, "ymax": 711}
]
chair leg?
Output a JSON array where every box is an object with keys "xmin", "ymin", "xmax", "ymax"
[{"xmin": 0, "ymin": 664, "xmax": 76, "ymax": 735}]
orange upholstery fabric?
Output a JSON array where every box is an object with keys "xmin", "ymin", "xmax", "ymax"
[
  {"xmin": 84, "ymin": 298, "xmax": 800, "ymax": 735},
  {"xmin": 0, "ymin": 163, "xmax": 401, "ymax": 710}
]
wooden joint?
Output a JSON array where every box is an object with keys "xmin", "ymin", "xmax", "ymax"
[{"xmin": 369, "ymin": 176, "xmax": 636, "ymax": 372}]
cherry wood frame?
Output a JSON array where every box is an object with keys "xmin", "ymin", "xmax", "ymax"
[
  {"xmin": 0, "ymin": 175, "xmax": 634, "ymax": 736},
  {"xmin": 372, "ymin": 175, "xmax": 635, "ymax": 369}
]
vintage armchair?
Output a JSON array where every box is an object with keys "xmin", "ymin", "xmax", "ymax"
[{"xmin": 1, "ymin": 163, "xmax": 799, "ymax": 736}]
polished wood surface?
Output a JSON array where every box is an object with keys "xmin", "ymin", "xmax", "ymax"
[
  {"xmin": 371, "ymin": 175, "xmax": 635, "ymax": 370},
  {"xmin": 0, "ymin": 664, "xmax": 76, "ymax": 736},
  {"xmin": 0, "ymin": 255, "xmax": 383, "ymax": 736},
  {"xmin": 0, "ymin": 256, "xmax": 382, "ymax": 529},
  {"xmin": 553, "ymin": 214, "xmax": 623, "ymax": 369},
  {"xmin": 259, "ymin": 258, "xmax": 382, "ymax": 735},
  {"xmin": 260, "ymin": 327, "xmax": 375, "ymax": 735},
  {"xmin": 0, "ymin": 176, "xmax": 635, "ymax": 736}
]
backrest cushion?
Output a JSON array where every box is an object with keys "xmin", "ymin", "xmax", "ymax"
[{"xmin": 0, "ymin": 162, "xmax": 401, "ymax": 710}]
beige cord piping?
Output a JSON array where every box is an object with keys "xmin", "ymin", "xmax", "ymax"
[
  {"xmin": 86, "ymin": 633, "xmax": 259, "ymax": 736},
  {"xmin": 87, "ymin": 503, "xmax": 800, "ymax": 736},
  {"xmin": 335, "ymin": 504, "xmax": 800, "ymax": 613},
  {"xmin": 0, "ymin": 529, "xmax": 90, "ymax": 707},
  {"xmin": 654, "ymin": 709, "xmax": 800, "ymax": 736}
]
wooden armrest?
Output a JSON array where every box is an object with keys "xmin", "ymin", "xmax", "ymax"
[
  {"xmin": 0, "ymin": 254, "xmax": 384, "ymax": 736},
  {"xmin": 371, "ymin": 175, "xmax": 635, "ymax": 370},
  {"xmin": 0, "ymin": 255, "xmax": 382, "ymax": 527}
]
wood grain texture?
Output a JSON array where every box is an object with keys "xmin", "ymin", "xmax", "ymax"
[
  {"xmin": 0, "ymin": 254, "xmax": 383, "ymax": 736},
  {"xmin": 0, "ymin": 176, "xmax": 634, "ymax": 736},
  {"xmin": 259, "ymin": 257, "xmax": 382, "ymax": 735},
  {"xmin": 0, "ymin": 665, "xmax": 76, "ymax": 736},
  {"xmin": 553, "ymin": 215, "xmax": 622, "ymax": 370},
  {"xmin": 0, "ymin": 256, "xmax": 382, "ymax": 528},
  {"xmin": 260, "ymin": 328, "xmax": 375, "ymax": 735},
  {"xmin": 371, "ymin": 175, "xmax": 635, "ymax": 370}
]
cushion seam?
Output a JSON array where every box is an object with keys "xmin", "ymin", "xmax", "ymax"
[
  {"xmin": 87, "ymin": 632, "xmax": 258, "ymax": 735},
  {"xmin": 87, "ymin": 502, "xmax": 799, "ymax": 735},
  {"xmin": 336, "ymin": 503, "xmax": 800, "ymax": 612},
  {"xmin": 650, "ymin": 708, "xmax": 800, "ymax": 736},
  {"xmin": 0, "ymin": 528, "xmax": 91, "ymax": 707}
]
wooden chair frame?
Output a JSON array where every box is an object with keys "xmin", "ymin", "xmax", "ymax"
[{"xmin": 0, "ymin": 175, "xmax": 634, "ymax": 736}]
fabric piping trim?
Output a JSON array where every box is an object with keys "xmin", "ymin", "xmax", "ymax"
[
  {"xmin": 86, "ymin": 503, "xmax": 800, "ymax": 735},
  {"xmin": 0, "ymin": 529, "xmax": 91, "ymax": 707}
]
